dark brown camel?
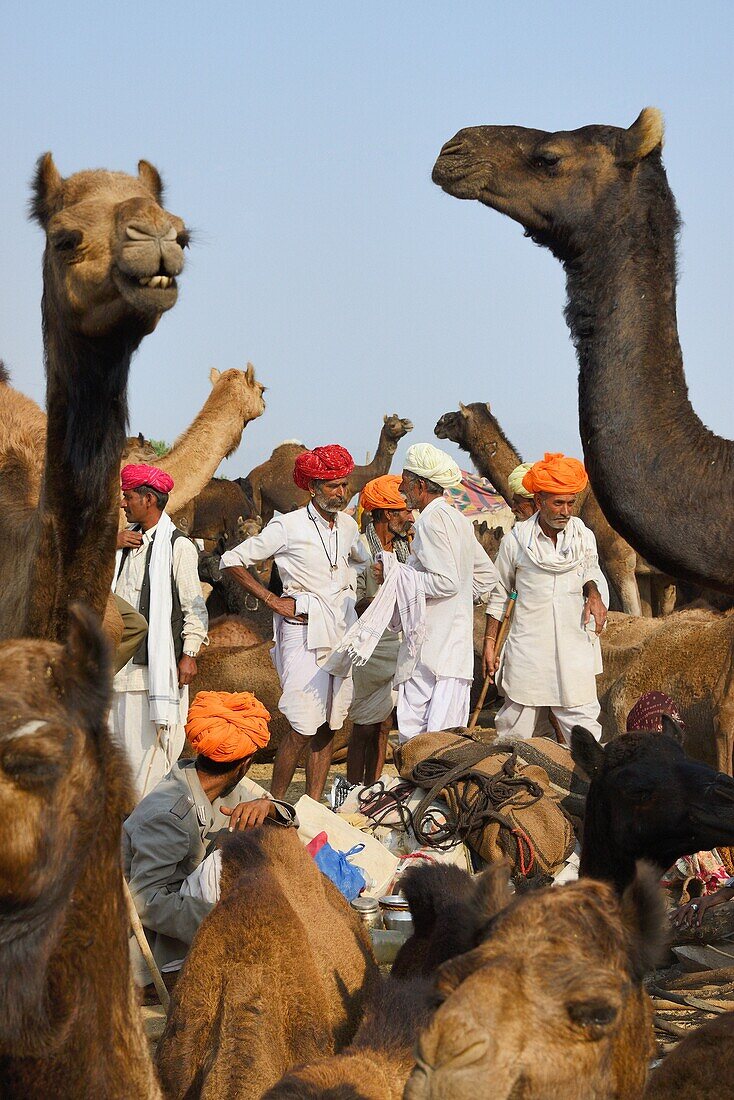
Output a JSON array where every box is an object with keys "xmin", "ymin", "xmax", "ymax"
[
  {"xmin": 432, "ymin": 109, "xmax": 733, "ymax": 595},
  {"xmin": 184, "ymin": 475, "xmax": 259, "ymax": 549},
  {"xmin": 405, "ymin": 865, "xmax": 668, "ymax": 1100},
  {"xmin": 571, "ymin": 718, "xmax": 734, "ymax": 892},
  {"xmin": 0, "ymin": 606, "xmax": 159, "ymax": 1097},
  {"xmin": 643, "ymin": 1009, "xmax": 734, "ymax": 1098},
  {"xmin": 0, "ymin": 153, "xmax": 187, "ymax": 642},
  {"xmin": 245, "ymin": 414, "xmax": 414, "ymax": 523},
  {"xmin": 156, "ymin": 827, "xmax": 378, "ymax": 1099},
  {"xmin": 436, "ymin": 402, "xmax": 675, "ymax": 616}
]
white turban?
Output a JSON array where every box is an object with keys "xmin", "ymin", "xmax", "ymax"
[
  {"xmin": 403, "ymin": 443, "xmax": 463, "ymax": 490},
  {"xmin": 508, "ymin": 463, "xmax": 534, "ymax": 499}
]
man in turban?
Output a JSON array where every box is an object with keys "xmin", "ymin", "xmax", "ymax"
[
  {"xmin": 483, "ymin": 453, "xmax": 608, "ymax": 744},
  {"xmin": 123, "ymin": 690, "xmax": 296, "ymax": 981},
  {"xmin": 373, "ymin": 443, "xmax": 500, "ymax": 741},
  {"xmin": 111, "ymin": 464, "xmax": 208, "ymax": 801},
  {"xmin": 346, "ymin": 475, "xmax": 414, "ymax": 784},
  {"xmin": 220, "ymin": 445, "xmax": 369, "ymax": 800},
  {"xmin": 507, "ymin": 462, "xmax": 537, "ymax": 523}
]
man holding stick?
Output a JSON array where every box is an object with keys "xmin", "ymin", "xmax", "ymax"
[{"xmin": 483, "ymin": 453, "xmax": 608, "ymax": 744}]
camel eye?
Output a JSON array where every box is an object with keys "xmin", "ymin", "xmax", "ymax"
[
  {"xmin": 532, "ymin": 152, "xmax": 561, "ymax": 169},
  {"xmin": 567, "ymin": 999, "xmax": 618, "ymax": 1031},
  {"xmin": 51, "ymin": 229, "xmax": 83, "ymax": 253},
  {"xmin": 2, "ymin": 745, "xmax": 62, "ymax": 789}
]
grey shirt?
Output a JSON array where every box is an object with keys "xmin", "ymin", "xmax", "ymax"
[{"xmin": 122, "ymin": 759, "xmax": 296, "ymax": 969}]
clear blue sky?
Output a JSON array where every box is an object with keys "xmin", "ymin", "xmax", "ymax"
[{"xmin": 1, "ymin": 2, "xmax": 731, "ymax": 482}]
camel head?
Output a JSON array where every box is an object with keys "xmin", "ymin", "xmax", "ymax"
[
  {"xmin": 382, "ymin": 413, "xmax": 414, "ymax": 443},
  {"xmin": 572, "ymin": 721, "xmax": 734, "ymax": 891},
  {"xmin": 434, "ymin": 402, "xmax": 496, "ymax": 451},
  {"xmin": 473, "ymin": 521, "xmax": 504, "ymax": 561},
  {"xmin": 209, "ymin": 364, "xmax": 266, "ymax": 434},
  {"xmin": 432, "ymin": 108, "xmax": 665, "ymax": 259},
  {"xmin": 31, "ymin": 153, "xmax": 188, "ymax": 338},
  {"xmin": 406, "ymin": 866, "xmax": 667, "ymax": 1100},
  {"xmin": 0, "ymin": 605, "xmax": 123, "ymax": 1051}
]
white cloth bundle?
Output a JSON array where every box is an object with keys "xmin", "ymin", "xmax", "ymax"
[
  {"xmin": 140, "ymin": 511, "xmax": 182, "ymax": 726},
  {"xmin": 325, "ymin": 551, "xmax": 425, "ymax": 677}
]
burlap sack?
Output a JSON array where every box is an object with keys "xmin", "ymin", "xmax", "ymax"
[{"xmin": 396, "ymin": 729, "xmax": 588, "ymax": 878}]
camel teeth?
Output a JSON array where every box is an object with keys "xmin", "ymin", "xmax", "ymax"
[{"xmin": 138, "ymin": 276, "xmax": 151, "ymax": 286}]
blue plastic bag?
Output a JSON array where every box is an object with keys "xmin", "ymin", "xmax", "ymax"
[{"xmin": 312, "ymin": 838, "xmax": 367, "ymax": 902}]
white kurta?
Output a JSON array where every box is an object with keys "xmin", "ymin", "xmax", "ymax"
[
  {"xmin": 396, "ymin": 497, "xmax": 500, "ymax": 742},
  {"xmin": 111, "ymin": 521, "xmax": 209, "ymax": 801},
  {"xmin": 487, "ymin": 514, "xmax": 607, "ymax": 708},
  {"xmin": 221, "ymin": 504, "xmax": 369, "ymax": 736}
]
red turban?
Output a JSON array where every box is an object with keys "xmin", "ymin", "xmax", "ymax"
[
  {"xmin": 360, "ymin": 475, "xmax": 407, "ymax": 513},
  {"xmin": 522, "ymin": 453, "xmax": 588, "ymax": 496},
  {"xmin": 120, "ymin": 463, "xmax": 174, "ymax": 494},
  {"xmin": 293, "ymin": 445, "xmax": 355, "ymax": 490},
  {"xmin": 626, "ymin": 692, "xmax": 685, "ymax": 733},
  {"xmin": 186, "ymin": 691, "xmax": 271, "ymax": 762}
]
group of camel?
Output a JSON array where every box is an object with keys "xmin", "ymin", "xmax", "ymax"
[{"xmin": 0, "ymin": 107, "xmax": 733, "ymax": 1095}]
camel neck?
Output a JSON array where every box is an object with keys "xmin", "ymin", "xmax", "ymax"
[
  {"xmin": 465, "ymin": 422, "xmax": 521, "ymax": 506},
  {"xmin": 562, "ymin": 167, "xmax": 733, "ymax": 589}
]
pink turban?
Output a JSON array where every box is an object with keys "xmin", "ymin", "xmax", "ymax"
[
  {"xmin": 522, "ymin": 453, "xmax": 588, "ymax": 496},
  {"xmin": 626, "ymin": 692, "xmax": 685, "ymax": 733},
  {"xmin": 293, "ymin": 445, "xmax": 355, "ymax": 490},
  {"xmin": 120, "ymin": 463, "xmax": 174, "ymax": 494}
]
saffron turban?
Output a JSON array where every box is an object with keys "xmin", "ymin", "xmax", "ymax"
[
  {"xmin": 403, "ymin": 443, "xmax": 463, "ymax": 490},
  {"xmin": 293, "ymin": 445, "xmax": 355, "ymax": 490},
  {"xmin": 120, "ymin": 463, "xmax": 174, "ymax": 494},
  {"xmin": 522, "ymin": 453, "xmax": 588, "ymax": 496},
  {"xmin": 508, "ymin": 463, "xmax": 534, "ymax": 499},
  {"xmin": 626, "ymin": 691, "xmax": 685, "ymax": 733},
  {"xmin": 360, "ymin": 475, "xmax": 407, "ymax": 513},
  {"xmin": 186, "ymin": 691, "xmax": 271, "ymax": 762}
]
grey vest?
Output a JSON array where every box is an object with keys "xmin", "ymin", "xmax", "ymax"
[{"xmin": 118, "ymin": 528, "xmax": 187, "ymax": 666}]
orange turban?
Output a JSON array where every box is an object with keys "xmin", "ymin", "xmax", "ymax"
[
  {"xmin": 360, "ymin": 475, "xmax": 407, "ymax": 513},
  {"xmin": 186, "ymin": 691, "xmax": 271, "ymax": 763},
  {"xmin": 522, "ymin": 453, "xmax": 588, "ymax": 495}
]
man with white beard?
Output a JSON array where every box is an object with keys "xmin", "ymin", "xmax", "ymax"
[
  {"xmin": 220, "ymin": 444, "xmax": 369, "ymax": 800},
  {"xmin": 483, "ymin": 453, "xmax": 608, "ymax": 744}
]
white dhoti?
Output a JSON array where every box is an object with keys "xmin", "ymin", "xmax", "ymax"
[
  {"xmin": 495, "ymin": 697, "xmax": 602, "ymax": 744},
  {"xmin": 397, "ymin": 660, "xmax": 472, "ymax": 744},
  {"xmin": 349, "ymin": 633, "xmax": 400, "ymax": 725},
  {"xmin": 110, "ymin": 687, "xmax": 188, "ymax": 801},
  {"xmin": 272, "ymin": 620, "xmax": 353, "ymax": 737}
]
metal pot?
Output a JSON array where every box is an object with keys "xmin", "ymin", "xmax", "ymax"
[
  {"xmin": 351, "ymin": 896, "xmax": 382, "ymax": 930},
  {"xmin": 378, "ymin": 894, "xmax": 414, "ymax": 934}
]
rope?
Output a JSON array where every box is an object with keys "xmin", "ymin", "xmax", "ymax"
[
  {"xmin": 410, "ymin": 745, "xmax": 544, "ymax": 872},
  {"xmin": 357, "ymin": 780, "xmax": 416, "ymax": 833}
]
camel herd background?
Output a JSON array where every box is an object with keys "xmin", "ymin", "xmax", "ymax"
[{"xmin": 0, "ymin": 107, "xmax": 732, "ymax": 1097}]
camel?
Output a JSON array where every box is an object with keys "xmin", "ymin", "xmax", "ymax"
[
  {"xmin": 245, "ymin": 413, "xmax": 414, "ymax": 522},
  {"xmin": 175, "ymin": 474, "xmax": 259, "ymax": 547},
  {"xmin": 436, "ymin": 401, "xmax": 675, "ymax": 616},
  {"xmin": 405, "ymin": 864, "xmax": 668, "ymax": 1100},
  {"xmin": 0, "ymin": 606, "xmax": 159, "ymax": 1097},
  {"xmin": 643, "ymin": 1009, "xmax": 734, "ymax": 1098},
  {"xmin": 156, "ymin": 827, "xmax": 378, "ymax": 1099},
  {"xmin": 0, "ymin": 154, "xmax": 187, "ymax": 641},
  {"xmin": 432, "ymin": 108, "xmax": 733, "ymax": 596},
  {"xmin": 472, "ymin": 518, "xmax": 503, "ymax": 561},
  {"xmin": 597, "ymin": 608, "xmax": 734, "ymax": 774},
  {"xmin": 571, "ymin": 720, "xmax": 734, "ymax": 893}
]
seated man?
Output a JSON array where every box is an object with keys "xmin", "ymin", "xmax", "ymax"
[{"xmin": 123, "ymin": 690, "xmax": 297, "ymax": 980}]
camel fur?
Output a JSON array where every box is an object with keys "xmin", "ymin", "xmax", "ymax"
[
  {"xmin": 245, "ymin": 413, "xmax": 413, "ymax": 523},
  {"xmin": 643, "ymin": 1009, "xmax": 734, "ymax": 1098},
  {"xmin": 0, "ymin": 606, "xmax": 159, "ymax": 1097},
  {"xmin": 405, "ymin": 864, "xmax": 668, "ymax": 1100},
  {"xmin": 436, "ymin": 401, "xmax": 675, "ymax": 616},
  {"xmin": 156, "ymin": 827, "xmax": 378, "ymax": 1099},
  {"xmin": 432, "ymin": 109, "xmax": 733, "ymax": 595}
]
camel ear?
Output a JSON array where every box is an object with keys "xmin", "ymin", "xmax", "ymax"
[
  {"xmin": 459, "ymin": 402, "xmax": 469, "ymax": 418},
  {"xmin": 570, "ymin": 725, "xmax": 605, "ymax": 780},
  {"xmin": 660, "ymin": 713, "xmax": 685, "ymax": 745},
  {"xmin": 245, "ymin": 362, "xmax": 255, "ymax": 384},
  {"xmin": 138, "ymin": 160, "xmax": 164, "ymax": 203},
  {"xmin": 472, "ymin": 862, "xmax": 512, "ymax": 926},
  {"xmin": 53, "ymin": 604, "xmax": 112, "ymax": 733},
  {"xmin": 436, "ymin": 946, "xmax": 486, "ymax": 998},
  {"xmin": 485, "ymin": 403, "xmax": 492, "ymax": 414},
  {"xmin": 209, "ymin": 367, "xmax": 221, "ymax": 385},
  {"xmin": 30, "ymin": 152, "xmax": 64, "ymax": 227},
  {"xmin": 616, "ymin": 108, "xmax": 664, "ymax": 165},
  {"xmin": 620, "ymin": 861, "xmax": 669, "ymax": 979}
]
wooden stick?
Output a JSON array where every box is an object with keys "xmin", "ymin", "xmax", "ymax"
[
  {"xmin": 468, "ymin": 592, "xmax": 517, "ymax": 732},
  {"xmin": 123, "ymin": 877, "xmax": 171, "ymax": 1011}
]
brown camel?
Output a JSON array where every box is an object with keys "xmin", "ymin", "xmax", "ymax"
[
  {"xmin": 405, "ymin": 865, "xmax": 668, "ymax": 1100},
  {"xmin": 472, "ymin": 518, "xmax": 504, "ymax": 561},
  {"xmin": 246, "ymin": 413, "xmax": 414, "ymax": 523},
  {"xmin": 0, "ymin": 606, "xmax": 159, "ymax": 1097},
  {"xmin": 597, "ymin": 608, "xmax": 734, "ymax": 774},
  {"xmin": 0, "ymin": 154, "xmax": 187, "ymax": 642},
  {"xmin": 177, "ymin": 474, "xmax": 259, "ymax": 548},
  {"xmin": 436, "ymin": 401, "xmax": 675, "ymax": 616},
  {"xmin": 643, "ymin": 1009, "xmax": 734, "ymax": 1098},
  {"xmin": 156, "ymin": 827, "xmax": 378, "ymax": 1099},
  {"xmin": 432, "ymin": 109, "xmax": 733, "ymax": 595}
]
